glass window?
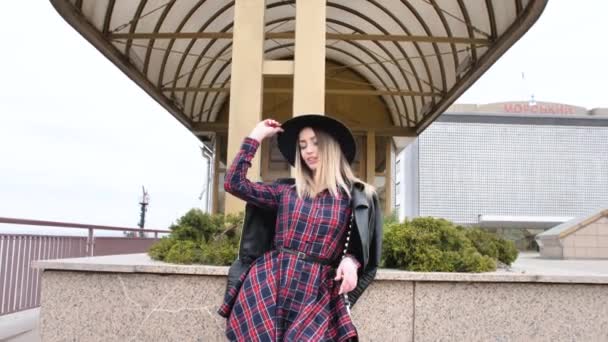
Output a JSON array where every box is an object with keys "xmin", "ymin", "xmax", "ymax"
[
  {"xmin": 268, "ymin": 135, "xmax": 289, "ymax": 172},
  {"xmin": 375, "ymin": 136, "xmax": 388, "ymax": 174},
  {"xmin": 375, "ymin": 175, "xmax": 386, "ymax": 214},
  {"xmin": 352, "ymin": 135, "xmax": 366, "ymax": 178}
]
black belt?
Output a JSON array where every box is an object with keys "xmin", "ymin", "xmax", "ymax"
[{"xmin": 277, "ymin": 246, "xmax": 337, "ymax": 266}]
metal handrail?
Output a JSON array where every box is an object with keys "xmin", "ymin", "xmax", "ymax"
[
  {"xmin": 0, "ymin": 217, "xmax": 172, "ymax": 317},
  {"xmin": 0, "ymin": 217, "xmax": 171, "ymax": 256}
]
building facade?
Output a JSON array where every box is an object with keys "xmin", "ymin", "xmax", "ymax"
[{"xmin": 395, "ymin": 102, "xmax": 608, "ymax": 227}]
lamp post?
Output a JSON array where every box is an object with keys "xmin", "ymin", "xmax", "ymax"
[
  {"xmin": 138, "ymin": 186, "xmax": 150, "ymax": 238},
  {"xmin": 199, "ymin": 144, "xmax": 214, "ymax": 213}
]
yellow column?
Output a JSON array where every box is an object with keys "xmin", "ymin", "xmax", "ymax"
[
  {"xmin": 224, "ymin": 0, "xmax": 266, "ymax": 215},
  {"xmin": 366, "ymin": 130, "xmax": 376, "ymax": 185},
  {"xmin": 292, "ymin": 0, "xmax": 327, "ymax": 115}
]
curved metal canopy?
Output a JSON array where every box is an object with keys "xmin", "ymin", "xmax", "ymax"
[{"xmin": 50, "ymin": 0, "xmax": 547, "ymax": 136}]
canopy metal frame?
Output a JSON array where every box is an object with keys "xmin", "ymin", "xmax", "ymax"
[{"xmin": 51, "ymin": 0, "xmax": 547, "ymax": 135}]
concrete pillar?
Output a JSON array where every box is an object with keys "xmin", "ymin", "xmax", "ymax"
[
  {"xmin": 224, "ymin": 0, "xmax": 266, "ymax": 214},
  {"xmin": 292, "ymin": 0, "xmax": 326, "ymax": 115}
]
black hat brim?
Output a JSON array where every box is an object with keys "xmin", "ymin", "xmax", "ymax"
[{"xmin": 277, "ymin": 114, "xmax": 356, "ymax": 166}]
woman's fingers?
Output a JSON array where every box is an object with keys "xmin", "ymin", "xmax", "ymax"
[
  {"xmin": 346, "ymin": 274, "xmax": 356, "ymax": 292},
  {"xmin": 252, "ymin": 119, "xmax": 283, "ymax": 141},
  {"xmin": 337, "ymin": 269, "xmax": 357, "ymax": 294},
  {"xmin": 263, "ymin": 119, "xmax": 281, "ymax": 127},
  {"xmin": 264, "ymin": 120, "xmax": 283, "ymax": 136},
  {"xmin": 338, "ymin": 277, "xmax": 353, "ymax": 294},
  {"xmin": 334, "ymin": 264, "xmax": 343, "ymax": 280}
]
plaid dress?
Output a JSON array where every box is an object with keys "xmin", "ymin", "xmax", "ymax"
[{"xmin": 220, "ymin": 137, "xmax": 359, "ymax": 341}]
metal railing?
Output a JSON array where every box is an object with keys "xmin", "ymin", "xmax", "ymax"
[{"xmin": 0, "ymin": 217, "xmax": 170, "ymax": 316}]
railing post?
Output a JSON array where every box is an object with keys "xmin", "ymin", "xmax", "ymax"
[{"xmin": 87, "ymin": 228, "xmax": 94, "ymax": 256}]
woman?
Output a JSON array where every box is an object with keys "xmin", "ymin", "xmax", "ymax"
[{"xmin": 218, "ymin": 114, "xmax": 383, "ymax": 341}]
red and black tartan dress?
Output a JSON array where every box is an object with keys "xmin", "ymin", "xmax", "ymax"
[{"xmin": 218, "ymin": 137, "xmax": 360, "ymax": 341}]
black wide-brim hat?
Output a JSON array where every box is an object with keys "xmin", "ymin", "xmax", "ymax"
[{"xmin": 277, "ymin": 114, "xmax": 356, "ymax": 166}]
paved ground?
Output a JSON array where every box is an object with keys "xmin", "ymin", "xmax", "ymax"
[
  {"xmin": 5, "ymin": 328, "xmax": 40, "ymax": 342},
  {"xmin": 509, "ymin": 252, "xmax": 608, "ymax": 275},
  {"xmin": 1, "ymin": 308, "xmax": 40, "ymax": 342}
]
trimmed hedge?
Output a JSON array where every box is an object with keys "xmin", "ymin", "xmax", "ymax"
[
  {"xmin": 463, "ymin": 227, "xmax": 518, "ymax": 266},
  {"xmin": 149, "ymin": 209, "xmax": 518, "ymax": 272},
  {"xmin": 148, "ymin": 209, "xmax": 242, "ymax": 265},
  {"xmin": 381, "ymin": 217, "xmax": 518, "ymax": 272}
]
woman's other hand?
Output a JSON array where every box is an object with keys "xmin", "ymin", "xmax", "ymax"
[
  {"xmin": 248, "ymin": 119, "xmax": 284, "ymax": 142},
  {"xmin": 334, "ymin": 257, "xmax": 358, "ymax": 295}
]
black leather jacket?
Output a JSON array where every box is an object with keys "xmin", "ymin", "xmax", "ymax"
[{"xmin": 219, "ymin": 178, "xmax": 383, "ymax": 318}]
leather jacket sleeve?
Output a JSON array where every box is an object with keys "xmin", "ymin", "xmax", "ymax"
[
  {"xmin": 227, "ymin": 202, "xmax": 276, "ymax": 283},
  {"xmin": 219, "ymin": 202, "xmax": 277, "ymax": 317},
  {"xmin": 347, "ymin": 192, "xmax": 383, "ymax": 307}
]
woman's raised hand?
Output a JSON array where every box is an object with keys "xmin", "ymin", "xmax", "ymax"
[{"xmin": 248, "ymin": 119, "xmax": 284, "ymax": 143}]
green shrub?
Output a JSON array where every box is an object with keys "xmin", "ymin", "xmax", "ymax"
[
  {"xmin": 150, "ymin": 208, "xmax": 517, "ymax": 272},
  {"xmin": 148, "ymin": 236, "xmax": 175, "ymax": 260},
  {"xmin": 382, "ymin": 217, "xmax": 505, "ymax": 272},
  {"xmin": 165, "ymin": 240, "xmax": 201, "ymax": 264},
  {"xmin": 199, "ymin": 237, "xmax": 239, "ymax": 266},
  {"xmin": 460, "ymin": 247, "xmax": 496, "ymax": 272},
  {"xmin": 462, "ymin": 227, "xmax": 499, "ymax": 259},
  {"xmin": 463, "ymin": 227, "xmax": 518, "ymax": 265},
  {"xmin": 170, "ymin": 209, "xmax": 221, "ymax": 242},
  {"xmin": 496, "ymin": 237, "xmax": 518, "ymax": 265},
  {"xmin": 383, "ymin": 209, "xmax": 400, "ymax": 226},
  {"xmin": 148, "ymin": 209, "xmax": 242, "ymax": 265}
]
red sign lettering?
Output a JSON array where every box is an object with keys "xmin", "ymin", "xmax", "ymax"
[{"xmin": 503, "ymin": 103, "xmax": 575, "ymax": 114}]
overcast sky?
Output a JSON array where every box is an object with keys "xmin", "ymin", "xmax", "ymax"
[
  {"xmin": 1, "ymin": 1, "xmax": 607, "ymax": 236},
  {"xmin": 458, "ymin": 1, "xmax": 608, "ymax": 108}
]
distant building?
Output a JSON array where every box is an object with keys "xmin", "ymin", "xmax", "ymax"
[
  {"xmin": 536, "ymin": 208, "xmax": 608, "ymax": 259},
  {"xmin": 394, "ymin": 102, "xmax": 608, "ymax": 230}
]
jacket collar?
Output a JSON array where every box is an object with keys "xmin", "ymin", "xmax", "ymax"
[{"xmin": 350, "ymin": 182, "xmax": 369, "ymax": 209}]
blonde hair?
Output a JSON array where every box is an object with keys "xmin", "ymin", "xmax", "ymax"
[{"xmin": 294, "ymin": 129, "xmax": 375, "ymax": 199}]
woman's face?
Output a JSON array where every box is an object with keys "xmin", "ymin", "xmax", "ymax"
[{"xmin": 298, "ymin": 127, "xmax": 319, "ymax": 172}]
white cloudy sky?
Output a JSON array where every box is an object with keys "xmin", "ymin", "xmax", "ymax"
[{"xmin": 1, "ymin": 1, "xmax": 607, "ymax": 236}]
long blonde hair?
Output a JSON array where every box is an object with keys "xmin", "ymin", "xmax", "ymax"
[{"xmin": 294, "ymin": 129, "xmax": 375, "ymax": 199}]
